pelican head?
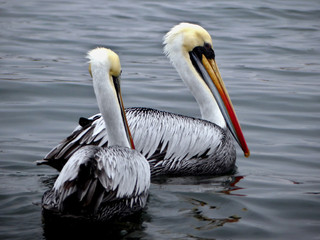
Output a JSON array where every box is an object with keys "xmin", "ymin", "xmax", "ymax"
[
  {"xmin": 164, "ymin": 23, "xmax": 250, "ymax": 157},
  {"xmin": 87, "ymin": 48, "xmax": 135, "ymax": 149}
]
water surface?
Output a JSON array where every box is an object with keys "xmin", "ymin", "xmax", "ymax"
[{"xmin": 1, "ymin": 0, "xmax": 320, "ymax": 239}]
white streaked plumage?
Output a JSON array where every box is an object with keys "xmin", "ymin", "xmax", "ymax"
[
  {"xmin": 52, "ymin": 147, "xmax": 149, "ymax": 200},
  {"xmin": 37, "ymin": 23, "xmax": 249, "ymax": 177},
  {"xmin": 42, "ymin": 145, "xmax": 149, "ymax": 219},
  {"xmin": 42, "ymin": 48, "xmax": 150, "ymax": 221}
]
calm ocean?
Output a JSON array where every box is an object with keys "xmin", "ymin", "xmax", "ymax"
[{"xmin": 1, "ymin": 0, "xmax": 319, "ymax": 239}]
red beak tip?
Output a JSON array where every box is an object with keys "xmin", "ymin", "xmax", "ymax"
[{"xmin": 244, "ymin": 150, "xmax": 250, "ymax": 158}]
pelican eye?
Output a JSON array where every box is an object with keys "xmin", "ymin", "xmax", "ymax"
[
  {"xmin": 203, "ymin": 43, "xmax": 215, "ymax": 59},
  {"xmin": 190, "ymin": 45, "xmax": 215, "ymax": 61},
  {"xmin": 189, "ymin": 44, "xmax": 215, "ymax": 80},
  {"xmin": 204, "ymin": 42, "xmax": 212, "ymax": 50}
]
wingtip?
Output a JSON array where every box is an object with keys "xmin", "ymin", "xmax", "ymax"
[{"xmin": 35, "ymin": 159, "xmax": 48, "ymax": 165}]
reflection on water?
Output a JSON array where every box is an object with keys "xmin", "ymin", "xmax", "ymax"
[
  {"xmin": 1, "ymin": 0, "xmax": 320, "ymax": 239},
  {"xmin": 39, "ymin": 174, "xmax": 147, "ymax": 239},
  {"xmin": 187, "ymin": 176, "xmax": 243, "ymax": 231},
  {"xmin": 40, "ymin": 174, "xmax": 244, "ymax": 239},
  {"xmin": 42, "ymin": 211, "xmax": 146, "ymax": 240}
]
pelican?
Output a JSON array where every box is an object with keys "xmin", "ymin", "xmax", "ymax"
[
  {"xmin": 41, "ymin": 48, "xmax": 150, "ymax": 221},
  {"xmin": 37, "ymin": 22, "xmax": 249, "ymax": 176}
]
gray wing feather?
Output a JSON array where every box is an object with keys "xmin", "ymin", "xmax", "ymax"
[
  {"xmin": 128, "ymin": 108, "xmax": 222, "ymax": 161},
  {"xmin": 47, "ymin": 146, "xmax": 150, "ymax": 214},
  {"xmin": 54, "ymin": 146, "xmax": 150, "ymax": 199},
  {"xmin": 40, "ymin": 108, "xmax": 225, "ymax": 174}
]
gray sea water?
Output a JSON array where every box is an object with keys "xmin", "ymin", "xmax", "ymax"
[{"xmin": 1, "ymin": 0, "xmax": 320, "ymax": 239}]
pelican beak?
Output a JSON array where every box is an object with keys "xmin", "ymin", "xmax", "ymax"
[
  {"xmin": 190, "ymin": 52, "xmax": 250, "ymax": 157},
  {"xmin": 113, "ymin": 76, "xmax": 135, "ymax": 149}
]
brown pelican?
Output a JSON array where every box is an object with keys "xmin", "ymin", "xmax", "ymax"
[
  {"xmin": 37, "ymin": 22, "xmax": 249, "ymax": 176},
  {"xmin": 41, "ymin": 48, "xmax": 150, "ymax": 221}
]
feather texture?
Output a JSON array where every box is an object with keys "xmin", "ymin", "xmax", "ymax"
[
  {"xmin": 38, "ymin": 107, "xmax": 236, "ymax": 176},
  {"xmin": 37, "ymin": 23, "xmax": 247, "ymax": 177},
  {"xmin": 41, "ymin": 47, "xmax": 151, "ymax": 221},
  {"xmin": 42, "ymin": 145, "xmax": 150, "ymax": 221}
]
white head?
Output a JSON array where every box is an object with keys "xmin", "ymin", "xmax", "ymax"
[
  {"xmin": 87, "ymin": 47, "xmax": 134, "ymax": 149},
  {"xmin": 164, "ymin": 22, "xmax": 213, "ymax": 60},
  {"xmin": 88, "ymin": 48, "xmax": 121, "ymax": 79},
  {"xmin": 163, "ymin": 23, "xmax": 250, "ymax": 157}
]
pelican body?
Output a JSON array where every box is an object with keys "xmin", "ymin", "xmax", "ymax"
[
  {"xmin": 37, "ymin": 23, "xmax": 249, "ymax": 177},
  {"xmin": 42, "ymin": 48, "xmax": 150, "ymax": 221}
]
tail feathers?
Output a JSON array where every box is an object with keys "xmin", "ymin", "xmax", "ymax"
[
  {"xmin": 35, "ymin": 158, "xmax": 66, "ymax": 171},
  {"xmin": 36, "ymin": 159, "xmax": 49, "ymax": 165}
]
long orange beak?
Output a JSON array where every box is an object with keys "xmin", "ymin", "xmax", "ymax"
[
  {"xmin": 114, "ymin": 76, "xmax": 135, "ymax": 150},
  {"xmin": 201, "ymin": 55, "xmax": 250, "ymax": 157},
  {"xmin": 118, "ymin": 91, "xmax": 135, "ymax": 149}
]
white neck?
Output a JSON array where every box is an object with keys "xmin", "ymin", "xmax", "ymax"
[
  {"xmin": 91, "ymin": 64, "xmax": 131, "ymax": 148},
  {"xmin": 170, "ymin": 49, "xmax": 226, "ymax": 128}
]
